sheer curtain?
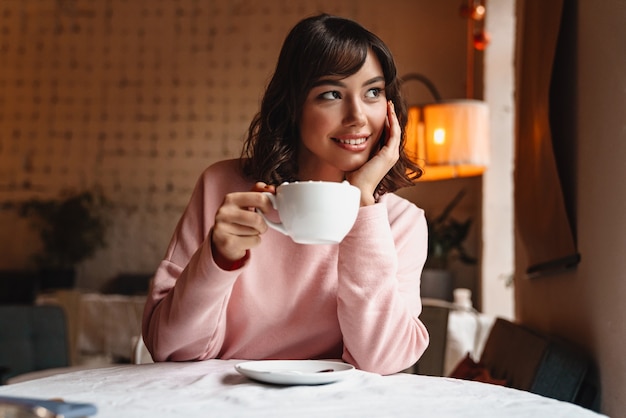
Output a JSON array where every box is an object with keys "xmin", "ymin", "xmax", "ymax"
[{"xmin": 514, "ymin": 0, "xmax": 580, "ymax": 277}]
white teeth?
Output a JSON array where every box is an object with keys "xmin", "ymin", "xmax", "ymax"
[{"xmin": 336, "ymin": 137, "xmax": 366, "ymax": 145}]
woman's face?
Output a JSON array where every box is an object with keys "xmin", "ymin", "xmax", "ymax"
[{"xmin": 298, "ymin": 50, "xmax": 388, "ymax": 182}]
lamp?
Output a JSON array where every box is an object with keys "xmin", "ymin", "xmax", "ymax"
[
  {"xmin": 402, "ymin": 74, "xmax": 490, "ymax": 182},
  {"xmin": 403, "ymin": 0, "xmax": 490, "ymax": 181}
]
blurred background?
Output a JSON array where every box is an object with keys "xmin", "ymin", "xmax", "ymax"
[{"xmin": 0, "ymin": 0, "xmax": 488, "ymax": 299}]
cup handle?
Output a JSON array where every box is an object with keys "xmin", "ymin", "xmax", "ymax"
[{"xmin": 256, "ymin": 192, "xmax": 289, "ymax": 236}]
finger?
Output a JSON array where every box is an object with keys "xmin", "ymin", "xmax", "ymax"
[
  {"xmin": 215, "ymin": 215, "xmax": 266, "ymax": 236},
  {"xmin": 215, "ymin": 200, "xmax": 269, "ymax": 233},
  {"xmin": 212, "ymin": 205, "xmax": 267, "ymax": 261},
  {"xmin": 251, "ymin": 182, "xmax": 267, "ymax": 192},
  {"xmin": 385, "ymin": 100, "xmax": 401, "ymax": 151},
  {"xmin": 223, "ymin": 191, "xmax": 274, "ymax": 213},
  {"xmin": 252, "ymin": 182, "xmax": 278, "ymax": 193},
  {"xmin": 368, "ymin": 101, "xmax": 400, "ymax": 165},
  {"xmin": 212, "ymin": 225, "xmax": 262, "ymax": 262}
]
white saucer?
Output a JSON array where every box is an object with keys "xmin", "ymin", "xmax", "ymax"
[{"xmin": 234, "ymin": 360, "xmax": 355, "ymax": 385}]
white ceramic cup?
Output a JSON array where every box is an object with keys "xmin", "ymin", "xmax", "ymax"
[{"xmin": 258, "ymin": 181, "xmax": 361, "ymax": 244}]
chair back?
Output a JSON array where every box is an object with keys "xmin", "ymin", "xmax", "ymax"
[
  {"xmin": 479, "ymin": 318, "xmax": 600, "ymax": 411},
  {"xmin": 0, "ymin": 305, "xmax": 69, "ymax": 384}
]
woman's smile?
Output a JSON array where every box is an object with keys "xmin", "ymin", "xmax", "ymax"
[{"xmin": 332, "ymin": 134, "xmax": 370, "ymax": 149}]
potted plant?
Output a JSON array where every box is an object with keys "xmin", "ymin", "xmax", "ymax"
[
  {"xmin": 19, "ymin": 188, "xmax": 109, "ymax": 291},
  {"xmin": 422, "ymin": 189, "xmax": 477, "ymax": 301}
]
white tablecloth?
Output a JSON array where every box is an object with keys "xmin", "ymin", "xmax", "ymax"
[
  {"xmin": 445, "ymin": 309, "xmax": 495, "ymax": 375},
  {"xmin": 76, "ymin": 293, "xmax": 145, "ymax": 361},
  {"xmin": 0, "ymin": 360, "xmax": 606, "ymax": 418}
]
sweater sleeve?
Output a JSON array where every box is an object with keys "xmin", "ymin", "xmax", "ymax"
[
  {"xmin": 336, "ymin": 195, "xmax": 429, "ymax": 375},
  {"xmin": 141, "ymin": 164, "xmax": 247, "ymax": 362}
]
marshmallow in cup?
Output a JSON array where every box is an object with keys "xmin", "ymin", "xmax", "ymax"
[{"xmin": 257, "ymin": 180, "xmax": 361, "ymax": 245}]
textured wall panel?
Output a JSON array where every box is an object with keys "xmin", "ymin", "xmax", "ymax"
[{"xmin": 0, "ymin": 0, "xmax": 464, "ymax": 289}]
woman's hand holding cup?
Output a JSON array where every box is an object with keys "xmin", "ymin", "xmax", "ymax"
[{"xmin": 211, "ymin": 182, "xmax": 275, "ymax": 269}]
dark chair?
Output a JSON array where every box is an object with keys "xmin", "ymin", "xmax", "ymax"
[
  {"xmin": 414, "ymin": 303, "xmax": 450, "ymax": 376},
  {"xmin": 479, "ymin": 317, "xmax": 600, "ymax": 412},
  {"xmin": 0, "ymin": 305, "xmax": 69, "ymax": 384}
]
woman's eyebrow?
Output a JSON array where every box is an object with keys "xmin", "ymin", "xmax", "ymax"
[
  {"xmin": 311, "ymin": 76, "xmax": 385, "ymax": 89},
  {"xmin": 363, "ymin": 76, "xmax": 385, "ymax": 86}
]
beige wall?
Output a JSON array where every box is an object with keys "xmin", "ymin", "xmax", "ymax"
[
  {"xmin": 514, "ymin": 0, "xmax": 626, "ymax": 415},
  {"xmin": 0, "ymin": 0, "xmax": 471, "ymax": 289}
]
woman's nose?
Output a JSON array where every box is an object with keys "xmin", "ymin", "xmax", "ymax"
[{"xmin": 343, "ymin": 98, "xmax": 367, "ymax": 127}]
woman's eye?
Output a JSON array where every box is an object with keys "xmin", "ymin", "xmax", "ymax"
[
  {"xmin": 365, "ymin": 88, "xmax": 383, "ymax": 98},
  {"xmin": 320, "ymin": 91, "xmax": 341, "ymax": 100}
]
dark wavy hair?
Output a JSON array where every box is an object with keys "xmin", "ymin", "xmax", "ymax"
[{"xmin": 241, "ymin": 14, "xmax": 422, "ymax": 195}]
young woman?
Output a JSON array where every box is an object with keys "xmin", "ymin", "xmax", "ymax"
[{"xmin": 142, "ymin": 13, "xmax": 429, "ymax": 375}]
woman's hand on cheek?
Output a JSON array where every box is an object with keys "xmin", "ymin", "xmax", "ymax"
[
  {"xmin": 346, "ymin": 100, "xmax": 401, "ymax": 206},
  {"xmin": 210, "ymin": 182, "xmax": 276, "ymax": 269}
]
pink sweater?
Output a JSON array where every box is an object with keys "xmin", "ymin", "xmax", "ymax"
[{"xmin": 142, "ymin": 159, "xmax": 429, "ymax": 375}]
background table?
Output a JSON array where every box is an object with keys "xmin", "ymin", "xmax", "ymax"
[
  {"xmin": 420, "ymin": 298, "xmax": 496, "ymax": 376},
  {"xmin": 0, "ymin": 360, "xmax": 606, "ymax": 418},
  {"xmin": 37, "ymin": 291, "xmax": 146, "ymax": 365},
  {"xmin": 445, "ymin": 308, "xmax": 495, "ymax": 374},
  {"xmin": 76, "ymin": 293, "xmax": 145, "ymax": 361}
]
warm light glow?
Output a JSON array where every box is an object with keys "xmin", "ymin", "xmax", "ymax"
[
  {"xmin": 433, "ymin": 128, "xmax": 446, "ymax": 145},
  {"xmin": 404, "ymin": 100, "xmax": 490, "ymax": 181}
]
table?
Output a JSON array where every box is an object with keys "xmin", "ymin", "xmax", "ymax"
[{"xmin": 0, "ymin": 360, "xmax": 606, "ymax": 418}]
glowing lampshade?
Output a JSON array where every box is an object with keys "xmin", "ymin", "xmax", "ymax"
[{"xmin": 405, "ymin": 99, "xmax": 490, "ymax": 181}]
